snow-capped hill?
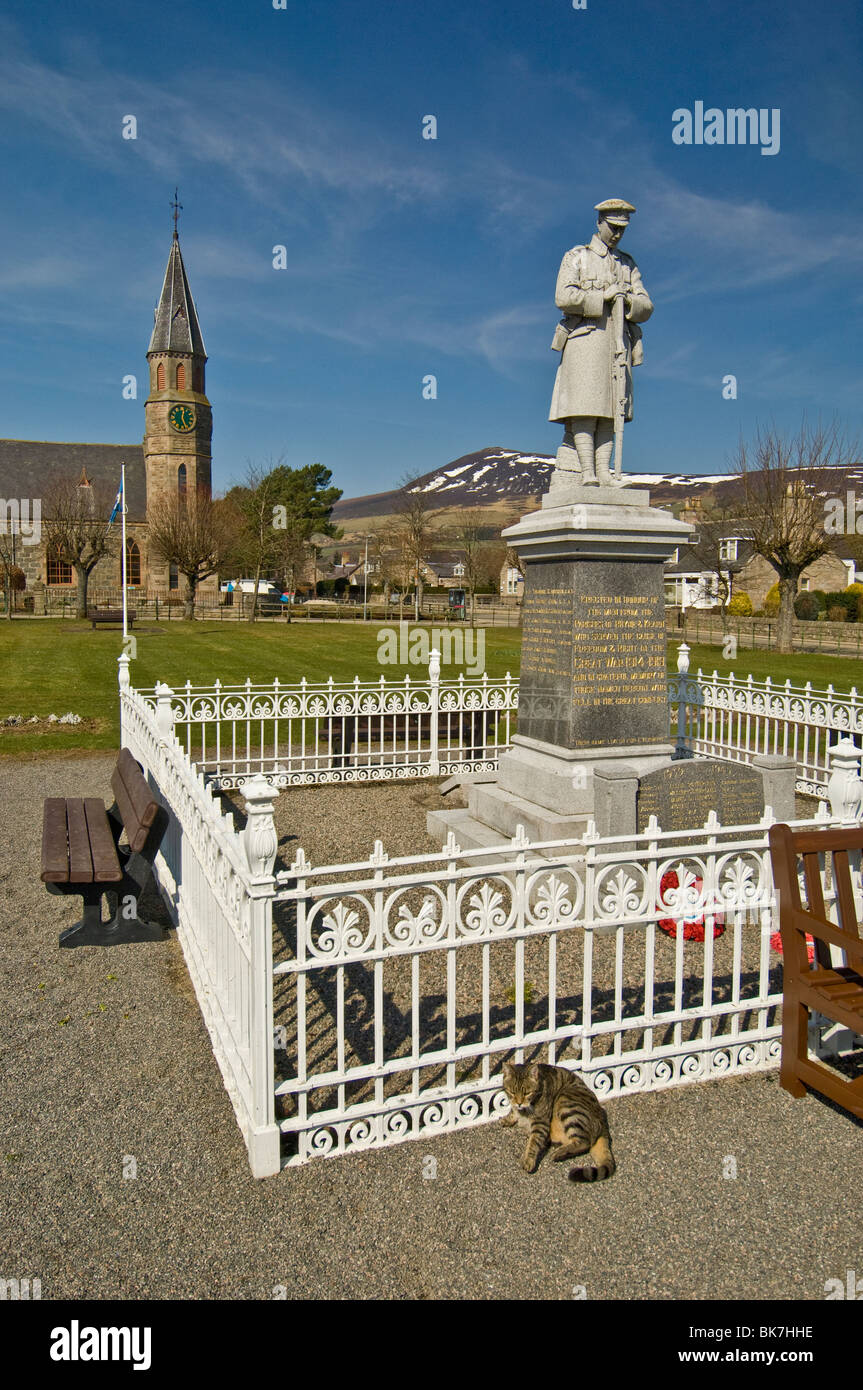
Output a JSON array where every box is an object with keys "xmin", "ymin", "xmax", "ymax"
[
  {"xmin": 332, "ymin": 447, "xmax": 863, "ymax": 529},
  {"xmin": 411, "ymin": 448, "xmax": 555, "ymax": 501}
]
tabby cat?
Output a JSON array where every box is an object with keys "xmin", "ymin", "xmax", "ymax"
[{"xmin": 501, "ymin": 1061, "xmax": 616, "ymax": 1182}]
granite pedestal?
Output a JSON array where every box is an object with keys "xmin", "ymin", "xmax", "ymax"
[{"xmin": 428, "ymin": 476, "xmax": 795, "ymax": 853}]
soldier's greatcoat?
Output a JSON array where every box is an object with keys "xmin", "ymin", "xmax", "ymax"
[{"xmin": 549, "ymin": 233, "xmax": 653, "ymax": 424}]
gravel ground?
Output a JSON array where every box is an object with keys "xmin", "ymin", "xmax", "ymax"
[{"xmin": 1, "ymin": 750, "xmax": 861, "ymax": 1302}]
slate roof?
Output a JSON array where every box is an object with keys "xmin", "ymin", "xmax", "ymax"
[
  {"xmin": 0, "ymin": 441, "xmax": 146, "ymax": 522},
  {"xmin": 148, "ymin": 233, "xmax": 207, "ymax": 359},
  {"xmin": 423, "ymin": 560, "xmax": 464, "ymax": 579},
  {"xmin": 664, "ymin": 537, "xmax": 756, "ymax": 575}
]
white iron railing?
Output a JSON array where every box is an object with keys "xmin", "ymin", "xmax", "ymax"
[
  {"xmin": 119, "ymin": 658, "xmax": 281, "ymax": 1178},
  {"xmin": 138, "ymin": 657, "xmax": 518, "ymax": 789},
  {"xmin": 271, "ymin": 804, "xmax": 859, "ymax": 1166},
  {"xmin": 120, "ymin": 656, "xmax": 863, "ymax": 1177},
  {"xmin": 140, "ymin": 650, "xmax": 861, "ymax": 795},
  {"xmin": 668, "ymin": 660, "xmax": 863, "ymax": 796}
]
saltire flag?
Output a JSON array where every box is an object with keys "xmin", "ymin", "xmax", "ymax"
[{"xmin": 107, "ymin": 476, "xmax": 124, "ymax": 526}]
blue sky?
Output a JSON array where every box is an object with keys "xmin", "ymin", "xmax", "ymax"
[{"xmin": 0, "ymin": 0, "xmax": 861, "ymax": 499}]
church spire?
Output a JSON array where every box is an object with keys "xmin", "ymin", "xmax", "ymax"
[{"xmin": 147, "ymin": 205, "xmax": 207, "ymax": 359}]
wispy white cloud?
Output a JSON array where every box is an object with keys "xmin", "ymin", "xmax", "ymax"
[
  {"xmin": 644, "ymin": 178, "xmax": 860, "ymax": 298},
  {"xmin": 0, "ymin": 20, "xmax": 858, "ymax": 389},
  {"xmin": 0, "ymin": 256, "xmax": 88, "ymax": 291}
]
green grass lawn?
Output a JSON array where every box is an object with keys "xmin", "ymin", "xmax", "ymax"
[
  {"xmin": 0, "ymin": 618, "xmax": 859, "ymax": 755},
  {"xmin": 679, "ymin": 642, "xmax": 863, "ymax": 690},
  {"xmin": 0, "ymin": 619, "xmax": 523, "ymax": 754}
]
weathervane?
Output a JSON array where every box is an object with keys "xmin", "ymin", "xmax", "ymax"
[{"xmin": 171, "ymin": 187, "xmax": 183, "ymax": 237}]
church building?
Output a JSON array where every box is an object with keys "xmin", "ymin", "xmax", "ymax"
[{"xmin": 0, "ymin": 219, "xmax": 215, "ymax": 602}]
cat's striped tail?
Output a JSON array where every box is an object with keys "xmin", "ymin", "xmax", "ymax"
[{"xmin": 568, "ymin": 1135, "xmax": 616, "ymax": 1182}]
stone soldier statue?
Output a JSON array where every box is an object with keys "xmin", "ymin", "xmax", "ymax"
[{"xmin": 549, "ymin": 198, "xmax": 653, "ymax": 485}]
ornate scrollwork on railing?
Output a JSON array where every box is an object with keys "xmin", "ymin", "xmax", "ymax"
[
  {"xmin": 306, "ymin": 895, "xmax": 374, "ymax": 959},
  {"xmin": 382, "ymin": 888, "xmax": 447, "ymax": 949},
  {"xmin": 594, "ymin": 863, "xmax": 651, "ymax": 922},
  {"xmin": 525, "ymin": 869, "xmax": 584, "ymax": 928},
  {"xmin": 714, "ymin": 850, "xmax": 767, "ymax": 912},
  {"xmin": 120, "ymin": 687, "xmax": 258, "ymax": 948},
  {"xmin": 656, "ymin": 860, "xmax": 706, "ymax": 918},
  {"xmin": 294, "ymin": 1084, "xmax": 511, "ymax": 1163},
  {"xmin": 456, "ymin": 877, "xmax": 516, "ymax": 937}
]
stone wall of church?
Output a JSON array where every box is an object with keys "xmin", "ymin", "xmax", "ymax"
[{"xmin": 11, "ymin": 520, "xmax": 218, "ymax": 607}]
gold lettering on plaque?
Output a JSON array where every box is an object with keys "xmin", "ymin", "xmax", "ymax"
[
  {"xmin": 522, "ymin": 585, "xmax": 572, "ymax": 678},
  {"xmin": 570, "ymin": 594, "xmax": 666, "ymax": 707}
]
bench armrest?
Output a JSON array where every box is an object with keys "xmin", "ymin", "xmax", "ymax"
[{"xmin": 787, "ymin": 907, "xmax": 863, "ymax": 967}]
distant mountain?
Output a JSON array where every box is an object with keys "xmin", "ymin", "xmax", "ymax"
[
  {"xmin": 331, "ymin": 448, "xmax": 553, "ymax": 524},
  {"xmin": 332, "ymin": 446, "xmax": 863, "ymax": 534},
  {"xmin": 410, "ymin": 447, "xmax": 556, "ymax": 505}
]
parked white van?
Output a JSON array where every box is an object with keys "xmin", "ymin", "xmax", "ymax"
[{"xmin": 220, "ymin": 579, "xmax": 281, "ymax": 596}]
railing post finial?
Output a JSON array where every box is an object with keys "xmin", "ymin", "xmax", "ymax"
[
  {"xmin": 154, "ymin": 681, "xmax": 175, "ymax": 740},
  {"xmin": 827, "ymin": 737, "xmax": 863, "ymax": 822},
  {"xmin": 243, "ymin": 774, "xmax": 280, "ymax": 877}
]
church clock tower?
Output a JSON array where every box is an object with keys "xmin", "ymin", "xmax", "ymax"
[{"xmin": 144, "ymin": 199, "xmax": 211, "ymax": 521}]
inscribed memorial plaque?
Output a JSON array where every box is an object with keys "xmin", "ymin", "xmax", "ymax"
[
  {"xmin": 518, "ymin": 558, "xmax": 670, "ymax": 749},
  {"xmin": 636, "ymin": 760, "xmax": 765, "ymax": 832}
]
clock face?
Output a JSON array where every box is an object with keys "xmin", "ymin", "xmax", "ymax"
[{"xmin": 168, "ymin": 404, "xmax": 196, "ymax": 433}]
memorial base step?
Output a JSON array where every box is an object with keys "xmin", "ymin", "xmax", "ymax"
[
  {"xmin": 426, "ymin": 806, "xmax": 590, "ymax": 861},
  {"xmin": 467, "ymin": 781, "xmax": 591, "ymax": 843}
]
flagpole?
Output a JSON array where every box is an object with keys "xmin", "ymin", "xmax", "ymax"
[{"xmin": 121, "ymin": 463, "xmax": 128, "ymax": 645}]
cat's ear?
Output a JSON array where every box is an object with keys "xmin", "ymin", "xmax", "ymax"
[
  {"xmin": 502, "ymin": 1061, "xmax": 514, "ymax": 1079},
  {"xmin": 528, "ymin": 1063, "xmax": 542, "ymax": 1081}
]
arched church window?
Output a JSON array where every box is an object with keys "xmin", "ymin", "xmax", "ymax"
[
  {"xmin": 176, "ymin": 362, "xmax": 186, "ymax": 390},
  {"xmin": 178, "ymin": 463, "xmax": 187, "ymax": 503},
  {"xmin": 125, "ymin": 539, "xmax": 141, "ymax": 587},
  {"xmin": 169, "ymin": 562, "xmax": 179, "ymax": 591},
  {"xmin": 156, "ymin": 362, "xmax": 166, "ymax": 390}
]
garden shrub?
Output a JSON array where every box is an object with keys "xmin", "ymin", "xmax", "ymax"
[
  {"xmin": 824, "ymin": 591, "xmax": 858, "ymax": 622},
  {"xmin": 727, "ymin": 592, "xmax": 752, "ymax": 616},
  {"xmin": 845, "ymin": 582, "xmax": 863, "ymax": 620},
  {"xmin": 794, "ymin": 592, "xmax": 820, "ymax": 621}
]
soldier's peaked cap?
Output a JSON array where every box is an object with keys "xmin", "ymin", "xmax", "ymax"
[{"xmin": 594, "ymin": 198, "xmax": 636, "ymax": 225}]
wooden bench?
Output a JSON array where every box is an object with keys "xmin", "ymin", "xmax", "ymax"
[
  {"xmin": 768, "ymin": 822, "xmax": 863, "ymax": 1120},
  {"xmin": 41, "ymin": 748, "xmax": 169, "ymax": 947},
  {"xmin": 329, "ymin": 710, "xmax": 498, "ymax": 770},
  {"xmin": 88, "ymin": 608, "xmax": 136, "ymax": 630}
]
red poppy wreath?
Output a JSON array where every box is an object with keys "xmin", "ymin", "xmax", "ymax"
[{"xmin": 657, "ymin": 869, "xmax": 726, "ymax": 942}]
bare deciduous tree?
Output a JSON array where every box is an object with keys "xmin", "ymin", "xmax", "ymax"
[
  {"xmin": 682, "ymin": 501, "xmax": 745, "ymax": 632},
  {"xmin": 449, "ymin": 511, "xmax": 484, "ymax": 624},
  {"xmin": 147, "ymin": 490, "xmax": 233, "ymax": 620},
  {"xmin": 41, "ymin": 475, "xmax": 117, "ymax": 619},
  {"xmin": 0, "ymin": 529, "xmax": 24, "ymax": 620},
  {"xmin": 274, "ymin": 527, "xmax": 310, "ymax": 606},
  {"xmin": 475, "ymin": 536, "xmax": 509, "ymax": 593},
  {"xmin": 731, "ymin": 420, "xmax": 857, "ymax": 653},
  {"xmin": 392, "ymin": 474, "xmax": 440, "ymax": 621},
  {"xmin": 361, "ymin": 528, "xmax": 400, "ymax": 606},
  {"xmin": 233, "ymin": 460, "xmax": 288, "ymax": 621}
]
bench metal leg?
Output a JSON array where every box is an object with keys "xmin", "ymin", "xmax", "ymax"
[{"xmin": 59, "ymin": 886, "xmax": 167, "ymax": 948}]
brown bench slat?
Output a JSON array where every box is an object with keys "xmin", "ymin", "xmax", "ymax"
[
  {"xmin": 66, "ymin": 798, "xmax": 94, "ymax": 883},
  {"xmin": 83, "ymin": 798, "xmax": 123, "ymax": 882},
  {"xmin": 41, "ymin": 798, "xmax": 71, "ymax": 883},
  {"xmin": 111, "ymin": 748, "xmax": 160, "ymax": 853}
]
